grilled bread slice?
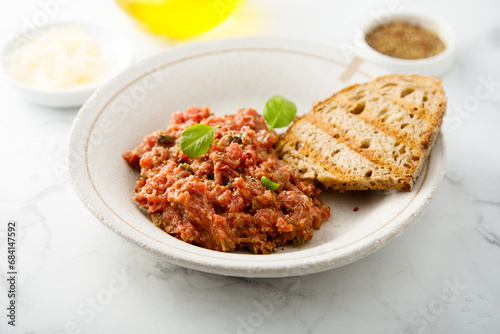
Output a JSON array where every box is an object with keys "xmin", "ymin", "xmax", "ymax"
[{"xmin": 277, "ymin": 74, "xmax": 446, "ymax": 191}]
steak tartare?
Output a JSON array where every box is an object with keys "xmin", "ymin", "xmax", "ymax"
[{"xmin": 123, "ymin": 107, "xmax": 330, "ymax": 254}]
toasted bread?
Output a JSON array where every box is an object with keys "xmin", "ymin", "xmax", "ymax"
[{"xmin": 277, "ymin": 74, "xmax": 446, "ymax": 191}]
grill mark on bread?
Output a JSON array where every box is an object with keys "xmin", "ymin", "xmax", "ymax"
[
  {"xmin": 356, "ymin": 108, "xmax": 424, "ymax": 149},
  {"xmin": 286, "ymin": 121, "xmax": 378, "ymax": 177},
  {"xmin": 277, "ymin": 74, "xmax": 446, "ymax": 192},
  {"xmin": 303, "ymin": 112, "xmax": 408, "ymax": 176},
  {"xmin": 281, "ymin": 119, "xmax": 412, "ymax": 191},
  {"xmin": 333, "ymin": 92, "xmax": 427, "ymax": 149},
  {"xmin": 316, "ymin": 93, "xmax": 424, "ymax": 151},
  {"xmin": 374, "ymin": 91, "xmax": 432, "ymax": 123},
  {"xmin": 369, "ymin": 92, "xmax": 440, "ymax": 148},
  {"xmin": 327, "ymin": 78, "xmax": 445, "ymax": 149},
  {"xmin": 280, "ymin": 131, "xmax": 351, "ymax": 177},
  {"xmin": 279, "ymin": 136, "xmax": 411, "ymax": 191},
  {"xmin": 312, "ymin": 100, "xmax": 426, "ymax": 175}
]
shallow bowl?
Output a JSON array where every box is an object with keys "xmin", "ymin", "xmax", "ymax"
[{"xmin": 68, "ymin": 37, "xmax": 446, "ymax": 277}]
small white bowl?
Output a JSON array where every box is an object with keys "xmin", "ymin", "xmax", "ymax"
[
  {"xmin": 357, "ymin": 13, "xmax": 456, "ymax": 77},
  {"xmin": 1, "ymin": 21, "xmax": 133, "ymax": 108}
]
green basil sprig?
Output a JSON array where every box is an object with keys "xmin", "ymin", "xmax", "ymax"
[
  {"xmin": 179, "ymin": 124, "xmax": 219, "ymax": 158},
  {"xmin": 261, "ymin": 176, "xmax": 280, "ymax": 190},
  {"xmin": 179, "ymin": 95, "xmax": 296, "ymax": 158},
  {"xmin": 263, "ymin": 95, "xmax": 297, "ymax": 129}
]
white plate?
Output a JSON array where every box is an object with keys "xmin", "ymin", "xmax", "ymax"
[{"xmin": 68, "ymin": 37, "xmax": 446, "ymax": 277}]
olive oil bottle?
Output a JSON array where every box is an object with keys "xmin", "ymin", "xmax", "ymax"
[{"xmin": 115, "ymin": 0, "xmax": 244, "ymax": 38}]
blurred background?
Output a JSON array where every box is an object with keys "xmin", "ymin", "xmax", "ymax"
[{"xmin": 2, "ymin": 0, "xmax": 496, "ymax": 63}]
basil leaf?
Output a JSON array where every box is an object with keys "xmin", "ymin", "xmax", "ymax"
[
  {"xmin": 179, "ymin": 124, "xmax": 219, "ymax": 158},
  {"xmin": 261, "ymin": 176, "xmax": 280, "ymax": 190},
  {"xmin": 263, "ymin": 95, "xmax": 297, "ymax": 129}
]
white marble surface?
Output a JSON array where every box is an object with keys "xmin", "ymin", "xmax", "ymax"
[{"xmin": 1, "ymin": 0, "xmax": 499, "ymax": 333}]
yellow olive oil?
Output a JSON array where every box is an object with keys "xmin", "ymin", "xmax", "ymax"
[{"xmin": 115, "ymin": 0, "xmax": 244, "ymax": 38}]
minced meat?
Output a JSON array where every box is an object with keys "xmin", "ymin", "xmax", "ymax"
[{"xmin": 123, "ymin": 107, "xmax": 330, "ymax": 254}]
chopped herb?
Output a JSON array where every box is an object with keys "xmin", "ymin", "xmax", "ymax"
[
  {"xmin": 224, "ymin": 242, "xmax": 234, "ymax": 252},
  {"xmin": 225, "ymin": 133, "xmax": 244, "ymax": 144},
  {"xmin": 151, "ymin": 213, "xmax": 162, "ymax": 227},
  {"xmin": 261, "ymin": 176, "xmax": 280, "ymax": 190},
  {"xmin": 158, "ymin": 133, "xmax": 175, "ymax": 145},
  {"xmin": 293, "ymin": 238, "xmax": 306, "ymax": 246},
  {"xmin": 179, "ymin": 163, "xmax": 194, "ymax": 173}
]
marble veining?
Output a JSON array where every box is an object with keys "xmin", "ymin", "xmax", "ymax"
[{"xmin": 1, "ymin": 0, "xmax": 499, "ymax": 333}]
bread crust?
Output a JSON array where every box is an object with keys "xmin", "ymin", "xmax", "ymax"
[{"xmin": 277, "ymin": 74, "xmax": 446, "ymax": 191}]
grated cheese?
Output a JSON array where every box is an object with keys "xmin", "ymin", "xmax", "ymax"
[{"xmin": 4, "ymin": 26, "xmax": 112, "ymax": 89}]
